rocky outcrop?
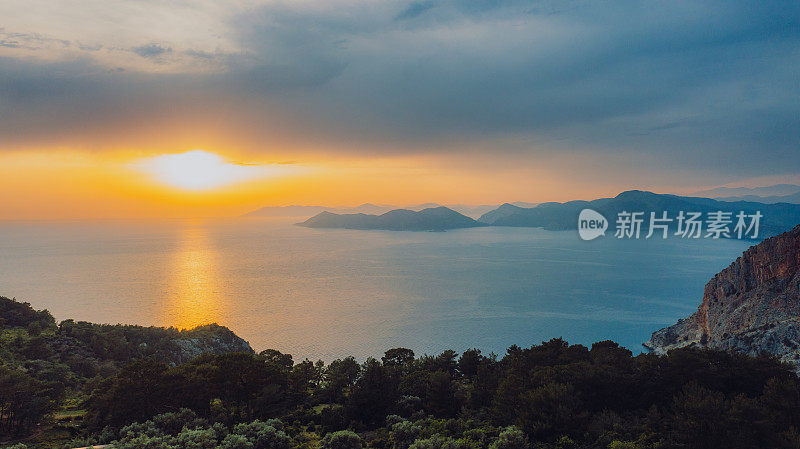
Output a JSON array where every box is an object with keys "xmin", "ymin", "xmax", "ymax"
[
  {"xmin": 169, "ymin": 324, "xmax": 254, "ymax": 364},
  {"xmin": 645, "ymin": 224, "xmax": 800, "ymax": 367}
]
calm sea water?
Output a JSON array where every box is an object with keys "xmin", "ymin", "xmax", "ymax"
[{"xmin": 0, "ymin": 218, "xmax": 751, "ymax": 361}]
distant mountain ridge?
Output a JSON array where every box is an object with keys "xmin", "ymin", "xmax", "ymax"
[
  {"xmin": 717, "ymin": 191, "xmax": 800, "ymax": 204},
  {"xmin": 692, "ymin": 184, "xmax": 800, "ymax": 204},
  {"xmin": 477, "ymin": 190, "xmax": 800, "ymax": 238},
  {"xmin": 286, "ymin": 190, "xmax": 800, "ymax": 236},
  {"xmin": 245, "ymin": 203, "xmax": 393, "ymax": 217},
  {"xmin": 299, "ymin": 206, "xmax": 484, "ymax": 231},
  {"xmin": 246, "ymin": 202, "xmax": 536, "ymax": 219},
  {"xmin": 693, "ymin": 184, "xmax": 800, "ymax": 198}
]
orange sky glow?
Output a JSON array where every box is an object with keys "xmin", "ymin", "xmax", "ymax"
[
  {"xmin": 3, "ymin": 144, "xmax": 798, "ymax": 221},
  {"xmin": 1, "ymin": 1, "xmax": 797, "ymax": 221},
  {"xmin": 5, "ymin": 145, "xmax": 796, "ymax": 220},
  {"xmin": 0, "ymin": 147, "xmax": 631, "ymax": 220}
]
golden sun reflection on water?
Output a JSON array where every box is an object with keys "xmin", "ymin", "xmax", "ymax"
[{"xmin": 163, "ymin": 226, "xmax": 225, "ymax": 329}]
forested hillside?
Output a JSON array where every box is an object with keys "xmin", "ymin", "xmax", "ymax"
[
  {"xmin": 0, "ymin": 296, "xmax": 250, "ymax": 445},
  {"xmin": 4, "ymin": 297, "xmax": 800, "ymax": 449}
]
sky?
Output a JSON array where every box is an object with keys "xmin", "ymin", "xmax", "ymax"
[{"xmin": 0, "ymin": 0, "xmax": 798, "ymax": 219}]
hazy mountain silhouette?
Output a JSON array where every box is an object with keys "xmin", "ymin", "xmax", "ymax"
[
  {"xmin": 245, "ymin": 203, "xmax": 394, "ymax": 217},
  {"xmin": 246, "ymin": 203, "xmax": 519, "ymax": 219},
  {"xmin": 693, "ymin": 184, "xmax": 800, "ymax": 199},
  {"xmin": 478, "ymin": 190, "xmax": 800, "ymax": 238},
  {"xmin": 299, "ymin": 206, "xmax": 484, "ymax": 231},
  {"xmin": 716, "ymin": 191, "xmax": 800, "ymax": 204}
]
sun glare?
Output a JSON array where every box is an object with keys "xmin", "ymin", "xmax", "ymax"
[{"xmin": 136, "ymin": 150, "xmax": 267, "ymax": 190}]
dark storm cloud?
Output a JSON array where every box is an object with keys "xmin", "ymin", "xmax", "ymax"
[
  {"xmin": 131, "ymin": 43, "xmax": 172, "ymax": 58},
  {"xmin": 1, "ymin": 0, "xmax": 798, "ymax": 179},
  {"xmin": 0, "ymin": 28, "xmax": 70, "ymax": 50}
]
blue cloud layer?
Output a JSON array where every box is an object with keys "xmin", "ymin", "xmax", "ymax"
[{"xmin": 0, "ymin": 0, "xmax": 798, "ymax": 179}]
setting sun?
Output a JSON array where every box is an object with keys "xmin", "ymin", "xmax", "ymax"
[
  {"xmin": 134, "ymin": 150, "xmax": 268, "ymax": 191},
  {"xmin": 2, "ymin": 0, "xmax": 800, "ymax": 445}
]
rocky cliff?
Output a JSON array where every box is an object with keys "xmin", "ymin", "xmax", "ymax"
[
  {"xmin": 645, "ymin": 224, "xmax": 800, "ymax": 366},
  {"xmin": 169, "ymin": 323, "xmax": 254, "ymax": 364}
]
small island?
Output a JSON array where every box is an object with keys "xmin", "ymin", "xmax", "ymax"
[{"xmin": 298, "ymin": 206, "xmax": 484, "ymax": 231}]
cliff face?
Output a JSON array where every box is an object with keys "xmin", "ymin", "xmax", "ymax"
[
  {"xmin": 169, "ymin": 324, "xmax": 254, "ymax": 364},
  {"xmin": 646, "ymin": 224, "xmax": 800, "ymax": 366}
]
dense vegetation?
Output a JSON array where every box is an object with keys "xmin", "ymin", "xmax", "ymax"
[
  {"xmin": 4, "ymin": 296, "xmax": 800, "ymax": 449},
  {"xmin": 0, "ymin": 296, "xmax": 248, "ymax": 444}
]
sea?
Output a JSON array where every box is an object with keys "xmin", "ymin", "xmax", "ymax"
[{"xmin": 0, "ymin": 218, "xmax": 751, "ymax": 361}]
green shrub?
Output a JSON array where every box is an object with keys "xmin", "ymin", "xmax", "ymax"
[
  {"xmin": 489, "ymin": 427, "xmax": 528, "ymax": 449},
  {"xmin": 320, "ymin": 430, "xmax": 363, "ymax": 449},
  {"xmin": 221, "ymin": 433, "xmax": 255, "ymax": 449},
  {"xmin": 230, "ymin": 420, "xmax": 291, "ymax": 449},
  {"xmin": 390, "ymin": 420, "xmax": 422, "ymax": 449}
]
